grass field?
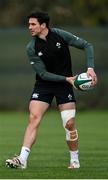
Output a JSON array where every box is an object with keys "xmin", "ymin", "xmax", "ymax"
[{"xmin": 0, "ymin": 110, "xmax": 108, "ymax": 179}]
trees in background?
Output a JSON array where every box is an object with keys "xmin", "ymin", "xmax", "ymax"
[{"xmin": 0, "ymin": 0, "xmax": 108, "ymax": 27}]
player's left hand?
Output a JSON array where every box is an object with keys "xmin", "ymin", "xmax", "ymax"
[{"xmin": 87, "ymin": 68, "xmax": 97, "ymax": 86}]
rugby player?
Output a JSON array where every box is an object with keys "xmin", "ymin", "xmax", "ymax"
[{"xmin": 6, "ymin": 11, "xmax": 97, "ymax": 169}]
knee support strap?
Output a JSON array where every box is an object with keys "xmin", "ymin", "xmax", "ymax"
[
  {"xmin": 61, "ymin": 109, "xmax": 76, "ymax": 128},
  {"xmin": 61, "ymin": 109, "xmax": 78, "ymax": 141},
  {"xmin": 65, "ymin": 129, "xmax": 78, "ymax": 141}
]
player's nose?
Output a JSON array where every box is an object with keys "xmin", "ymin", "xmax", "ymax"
[{"xmin": 29, "ymin": 25, "xmax": 32, "ymax": 30}]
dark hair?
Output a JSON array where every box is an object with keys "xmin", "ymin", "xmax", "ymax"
[{"xmin": 28, "ymin": 11, "xmax": 50, "ymax": 28}]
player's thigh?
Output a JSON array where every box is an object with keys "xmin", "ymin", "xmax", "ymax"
[
  {"xmin": 55, "ymin": 83, "xmax": 76, "ymax": 108},
  {"xmin": 58, "ymin": 102, "xmax": 76, "ymax": 111},
  {"xmin": 29, "ymin": 100, "xmax": 49, "ymax": 118}
]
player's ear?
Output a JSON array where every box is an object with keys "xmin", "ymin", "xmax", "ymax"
[{"xmin": 41, "ymin": 23, "xmax": 46, "ymax": 29}]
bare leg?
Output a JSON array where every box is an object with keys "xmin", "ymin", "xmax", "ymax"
[
  {"xmin": 6, "ymin": 100, "xmax": 49, "ymax": 169},
  {"xmin": 18, "ymin": 100, "xmax": 49, "ymax": 164},
  {"xmin": 23, "ymin": 100, "xmax": 49, "ymax": 149}
]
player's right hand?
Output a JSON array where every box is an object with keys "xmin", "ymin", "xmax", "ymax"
[{"xmin": 66, "ymin": 75, "xmax": 78, "ymax": 85}]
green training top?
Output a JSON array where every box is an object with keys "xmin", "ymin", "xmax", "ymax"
[{"xmin": 26, "ymin": 28, "xmax": 94, "ymax": 82}]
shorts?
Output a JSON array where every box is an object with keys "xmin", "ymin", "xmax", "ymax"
[{"xmin": 30, "ymin": 81, "xmax": 76, "ymax": 105}]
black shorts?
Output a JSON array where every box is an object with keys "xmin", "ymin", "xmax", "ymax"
[{"xmin": 30, "ymin": 81, "xmax": 76, "ymax": 105}]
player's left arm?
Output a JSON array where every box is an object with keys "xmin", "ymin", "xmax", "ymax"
[{"xmin": 52, "ymin": 28, "xmax": 97, "ymax": 85}]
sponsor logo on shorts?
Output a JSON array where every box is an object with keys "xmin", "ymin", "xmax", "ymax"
[{"xmin": 32, "ymin": 93, "xmax": 39, "ymax": 99}]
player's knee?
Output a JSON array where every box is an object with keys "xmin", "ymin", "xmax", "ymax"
[
  {"xmin": 29, "ymin": 112, "xmax": 39, "ymax": 121},
  {"xmin": 60, "ymin": 109, "xmax": 76, "ymax": 129},
  {"xmin": 29, "ymin": 112, "xmax": 41, "ymax": 128},
  {"xmin": 61, "ymin": 109, "xmax": 78, "ymax": 141},
  {"xmin": 65, "ymin": 119, "xmax": 74, "ymax": 130}
]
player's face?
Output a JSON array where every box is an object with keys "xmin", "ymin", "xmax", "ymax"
[{"xmin": 28, "ymin": 18, "xmax": 44, "ymax": 37}]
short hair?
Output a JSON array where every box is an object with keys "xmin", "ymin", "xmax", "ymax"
[{"xmin": 28, "ymin": 11, "xmax": 50, "ymax": 28}]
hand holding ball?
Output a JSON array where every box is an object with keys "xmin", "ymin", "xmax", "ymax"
[{"xmin": 73, "ymin": 73, "xmax": 93, "ymax": 91}]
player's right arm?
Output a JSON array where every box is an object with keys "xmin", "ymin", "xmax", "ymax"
[{"xmin": 26, "ymin": 39, "xmax": 67, "ymax": 82}]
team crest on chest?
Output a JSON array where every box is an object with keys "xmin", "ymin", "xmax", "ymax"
[
  {"xmin": 56, "ymin": 42, "xmax": 61, "ymax": 48},
  {"xmin": 38, "ymin": 51, "xmax": 43, "ymax": 56}
]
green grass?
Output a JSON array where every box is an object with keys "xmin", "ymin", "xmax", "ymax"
[{"xmin": 0, "ymin": 110, "xmax": 108, "ymax": 179}]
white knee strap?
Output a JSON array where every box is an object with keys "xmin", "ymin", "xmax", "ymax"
[
  {"xmin": 65, "ymin": 129, "xmax": 78, "ymax": 141},
  {"xmin": 61, "ymin": 109, "xmax": 78, "ymax": 141},
  {"xmin": 61, "ymin": 109, "xmax": 76, "ymax": 128}
]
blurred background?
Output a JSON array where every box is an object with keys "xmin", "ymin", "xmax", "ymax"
[{"xmin": 0, "ymin": 0, "xmax": 108, "ymax": 111}]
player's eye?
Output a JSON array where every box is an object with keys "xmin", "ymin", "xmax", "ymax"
[{"xmin": 28, "ymin": 23, "xmax": 36, "ymax": 26}]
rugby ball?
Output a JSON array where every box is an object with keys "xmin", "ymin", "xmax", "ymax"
[{"xmin": 73, "ymin": 72, "xmax": 93, "ymax": 91}]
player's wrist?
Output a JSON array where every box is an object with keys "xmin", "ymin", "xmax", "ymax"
[{"xmin": 87, "ymin": 67, "xmax": 94, "ymax": 70}]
